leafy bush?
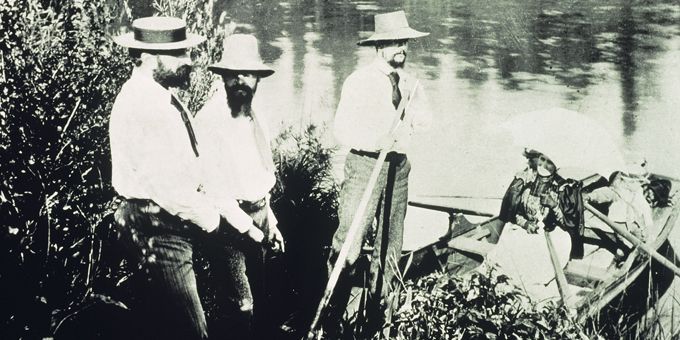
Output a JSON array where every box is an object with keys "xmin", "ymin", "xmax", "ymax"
[
  {"xmin": 389, "ymin": 270, "xmax": 586, "ymax": 340},
  {"xmin": 1, "ymin": 0, "xmax": 130, "ymax": 337},
  {"xmin": 268, "ymin": 124, "xmax": 340, "ymax": 334}
]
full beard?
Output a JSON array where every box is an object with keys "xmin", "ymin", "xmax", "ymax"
[
  {"xmin": 153, "ymin": 64, "xmax": 192, "ymax": 89},
  {"xmin": 388, "ymin": 52, "xmax": 407, "ymax": 68},
  {"xmin": 226, "ymin": 85, "xmax": 254, "ymax": 113}
]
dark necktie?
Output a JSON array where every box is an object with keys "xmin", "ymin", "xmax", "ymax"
[
  {"xmin": 170, "ymin": 94, "xmax": 200, "ymax": 157},
  {"xmin": 388, "ymin": 71, "xmax": 402, "ymax": 109}
]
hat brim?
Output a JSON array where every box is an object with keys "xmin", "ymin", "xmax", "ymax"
[
  {"xmin": 113, "ymin": 32, "xmax": 206, "ymax": 50},
  {"xmin": 208, "ymin": 62, "xmax": 275, "ymax": 78},
  {"xmin": 357, "ymin": 28, "xmax": 429, "ymax": 46}
]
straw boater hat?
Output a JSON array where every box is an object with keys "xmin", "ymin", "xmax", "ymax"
[
  {"xmin": 114, "ymin": 16, "xmax": 206, "ymax": 50},
  {"xmin": 208, "ymin": 34, "xmax": 275, "ymax": 78},
  {"xmin": 358, "ymin": 10, "xmax": 429, "ymax": 46}
]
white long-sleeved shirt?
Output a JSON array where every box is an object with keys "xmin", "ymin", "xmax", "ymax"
[
  {"xmin": 333, "ymin": 58, "xmax": 431, "ymax": 153},
  {"xmin": 194, "ymin": 86, "xmax": 278, "ymax": 228},
  {"xmin": 109, "ymin": 69, "xmax": 222, "ymax": 232}
]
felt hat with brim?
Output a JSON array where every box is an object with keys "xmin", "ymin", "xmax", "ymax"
[
  {"xmin": 208, "ymin": 34, "xmax": 275, "ymax": 78},
  {"xmin": 358, "ymin": 10, "xmax": 429, "ymax": 46},
  {"xmin": 114, "ymin": 16, "xmax": 206, "ymax": 50}
]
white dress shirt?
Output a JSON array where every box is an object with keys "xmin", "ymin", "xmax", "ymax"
[
  {"xmin": 194, "ymin": 86, "xmax": 278, "ymax": 229},
  {"xmin": 109, "ymin": 69, "xmax": 220, "ymax": 232},
  {"xmin": 334, "ymin": 58, "xmax": 431, "ymax": 153}
]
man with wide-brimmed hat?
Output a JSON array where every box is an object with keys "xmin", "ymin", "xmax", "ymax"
[
  {"xmin": 193, "ymin": 33, "xmax": 284, "ymax": 339},
  {"xmin": 328, "ymin": 10, "xmax": 431, "ymax": 335},
  {"xmin": 110, "ymin": 18, "xmax": 266, "ymax": 340}
]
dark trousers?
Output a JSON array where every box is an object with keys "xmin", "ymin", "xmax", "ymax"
[
  {"xmin": 201, "ymin": 201, "xmax": 270, "ymax": 340},
  {"xmin": 116, "ymin": 200, "xmax": 208, "ymax": 340},
  {"xmin": 328, "ymin": 151, "xmax": 410, "ymax": 330}
]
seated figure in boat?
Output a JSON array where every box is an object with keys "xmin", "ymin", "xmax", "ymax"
[
  {"xmin": 498, "ymin": 149, "xmax": 585, "ymax": 258},
  {"xmin": 584, "ymin": 170, "xmax": 671, "ymax": 247},
  {"xmin": 644, "ymin": 176, "xmax": 672, "ymax": 208},
  {"xmin": 484, "ymin": 149, "xmax": 585, "ymax": 302}
]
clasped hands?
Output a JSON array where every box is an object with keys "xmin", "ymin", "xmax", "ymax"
[{"xmin": 523, "ymin": 193, "xmax": 559, "ymax": 234}]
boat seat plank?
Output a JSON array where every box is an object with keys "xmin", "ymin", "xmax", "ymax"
[
  {"xmin": 448, "ymin": 237, "xmax": 494, "ymax": 257},
  {"xmin": 564, "ymin": 261, "xmax": 611, "ymax": 288}
]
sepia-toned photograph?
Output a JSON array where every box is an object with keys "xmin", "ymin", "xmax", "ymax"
[{"xmin": 1, "ymin": 0, "xmax": 679, "ymax": 339}]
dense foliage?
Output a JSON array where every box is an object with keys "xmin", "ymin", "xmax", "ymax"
[
  {"xmin": 1, "ymin": 0, "xmax": 129, "ymax": 337},
  {"xmin": 269, "ymin": 125, "xmax": 340, "ymax": 334},
  {"xmin": 389, "ymin": 270, "xmax": 586, "ymax": 340}
]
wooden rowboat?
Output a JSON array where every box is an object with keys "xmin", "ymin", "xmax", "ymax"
[{"xmin": 399, "ymin": 174, "xmax": 679, "ymax": 329}]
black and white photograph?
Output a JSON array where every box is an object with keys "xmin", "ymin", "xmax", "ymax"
[{"xmin": 1, "ymin": 0, "xmax": 679, "ymax": 339}]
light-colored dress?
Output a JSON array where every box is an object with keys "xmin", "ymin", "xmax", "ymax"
[{"xmin": 485, "ymin": 169, "xmax": 572, "ymax": 302}]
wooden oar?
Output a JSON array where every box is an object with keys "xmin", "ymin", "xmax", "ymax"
[
  {"xmin": 408, "ymin": 201, "xmax": 495, "ymax": 217},
  {"xmin": 305, "ymin": 81, "xmax": 420, "ymax": 339},
  {"xmin": 544, "ymin": 230, "xmax": 572, "ymax": 308},
  {"xmin": 584, "ymin": 202, "xmax": 680, "ymax": 278},
  {"xmin": 536, "ymin": 206, "xmax": 572, "ymax": 308}
]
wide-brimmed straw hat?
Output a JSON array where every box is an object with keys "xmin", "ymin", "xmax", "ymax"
[
  {"xmin": 208, "ymin": 34, "xmax": 274, "ymax": 78},
  {"xmin": 357, "ymin": 10, "xmax": 429, "ymax": 46},
  {"xmin": 114, "ymin": 16, "xmax": 206, "ymax": 50}
]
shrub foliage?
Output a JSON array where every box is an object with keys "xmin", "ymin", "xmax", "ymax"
[
  {"xmin": 390, "ymin": 270, "xmax": 586, "ymax": 340},
  {"xmin": 1, "ymin": 0, "xmax": 129, "ymax": 337}
]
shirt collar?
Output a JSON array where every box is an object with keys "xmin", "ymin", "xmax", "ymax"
[
  {"xmin": 373, "ymin": 57, "xmax": 398, "ymax": 76},
  {"xmin": 129, "ymin": 68, "xmax": 172, "ymax": 100}
]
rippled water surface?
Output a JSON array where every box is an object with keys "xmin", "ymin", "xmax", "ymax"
[{"xmin": 184, "ymin": 0, "xmax": 679, "ymax": 199}]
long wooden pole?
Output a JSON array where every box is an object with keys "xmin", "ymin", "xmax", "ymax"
[
  {"xmin": 306, "ymin": 81, "xmax": 420, "ymax": 339},
  {"xmin": 537, "ymin": 206, "xmax": 572, "ymax": 308},
  {"xmin": 544, "ymin": 230, "xmax": 572, "ymax": 307},
  {"xmin": 584, "ymin": 202, "xmax": 680, "ymax": 278}
]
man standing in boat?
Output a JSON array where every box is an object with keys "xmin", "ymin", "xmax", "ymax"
[{"xmin": 328, "ymin": 10, "xmax": 431, "ymax": 335}]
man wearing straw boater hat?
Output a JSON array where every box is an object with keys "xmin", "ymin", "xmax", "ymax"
[
  {"xmin": 193, "ymin": 33, "xmax": 284, "ymax": 339},
  {"xmin": 327, "ymin": 10, "xmax": 431, "ymax": 335},
  {"xmin": 110, "ymin": 18, "xmax": 266, "ymax": 340}
]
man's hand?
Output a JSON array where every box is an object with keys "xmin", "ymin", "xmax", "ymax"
[
  {"xmin": 245, "ymin": 225, "xmax": 265, "ymax": 244},
  {"xmin": 114, "ymin": 200, "xmax": 162, "ymax": 228},
  {"xmin": 376, "ymin": 134, "xmax": 397, "ymax": 151},
  {"xmin": 268, "ymin": 226, "xmax": 285, "ymax": 253}
]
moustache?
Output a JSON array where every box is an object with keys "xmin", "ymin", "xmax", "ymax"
[
  {"xmin": 228, "ymin": 84, "xmax": 253, "ymax": 97},
  {"xmin": 394, "ymin": 51, "xmax": 407, "ymax": 58}
]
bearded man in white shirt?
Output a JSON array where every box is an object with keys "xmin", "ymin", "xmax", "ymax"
[
  {"xmin": 110, "ymin": 18, "xmax": 266, "ymax": 340},
  {"xmin": 327, "ymin": 10, "xmax": 431, "ymax": 334},
  {"xmin": 193, "ymin": 34, "xmax": 284, "ymax": 340}
]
